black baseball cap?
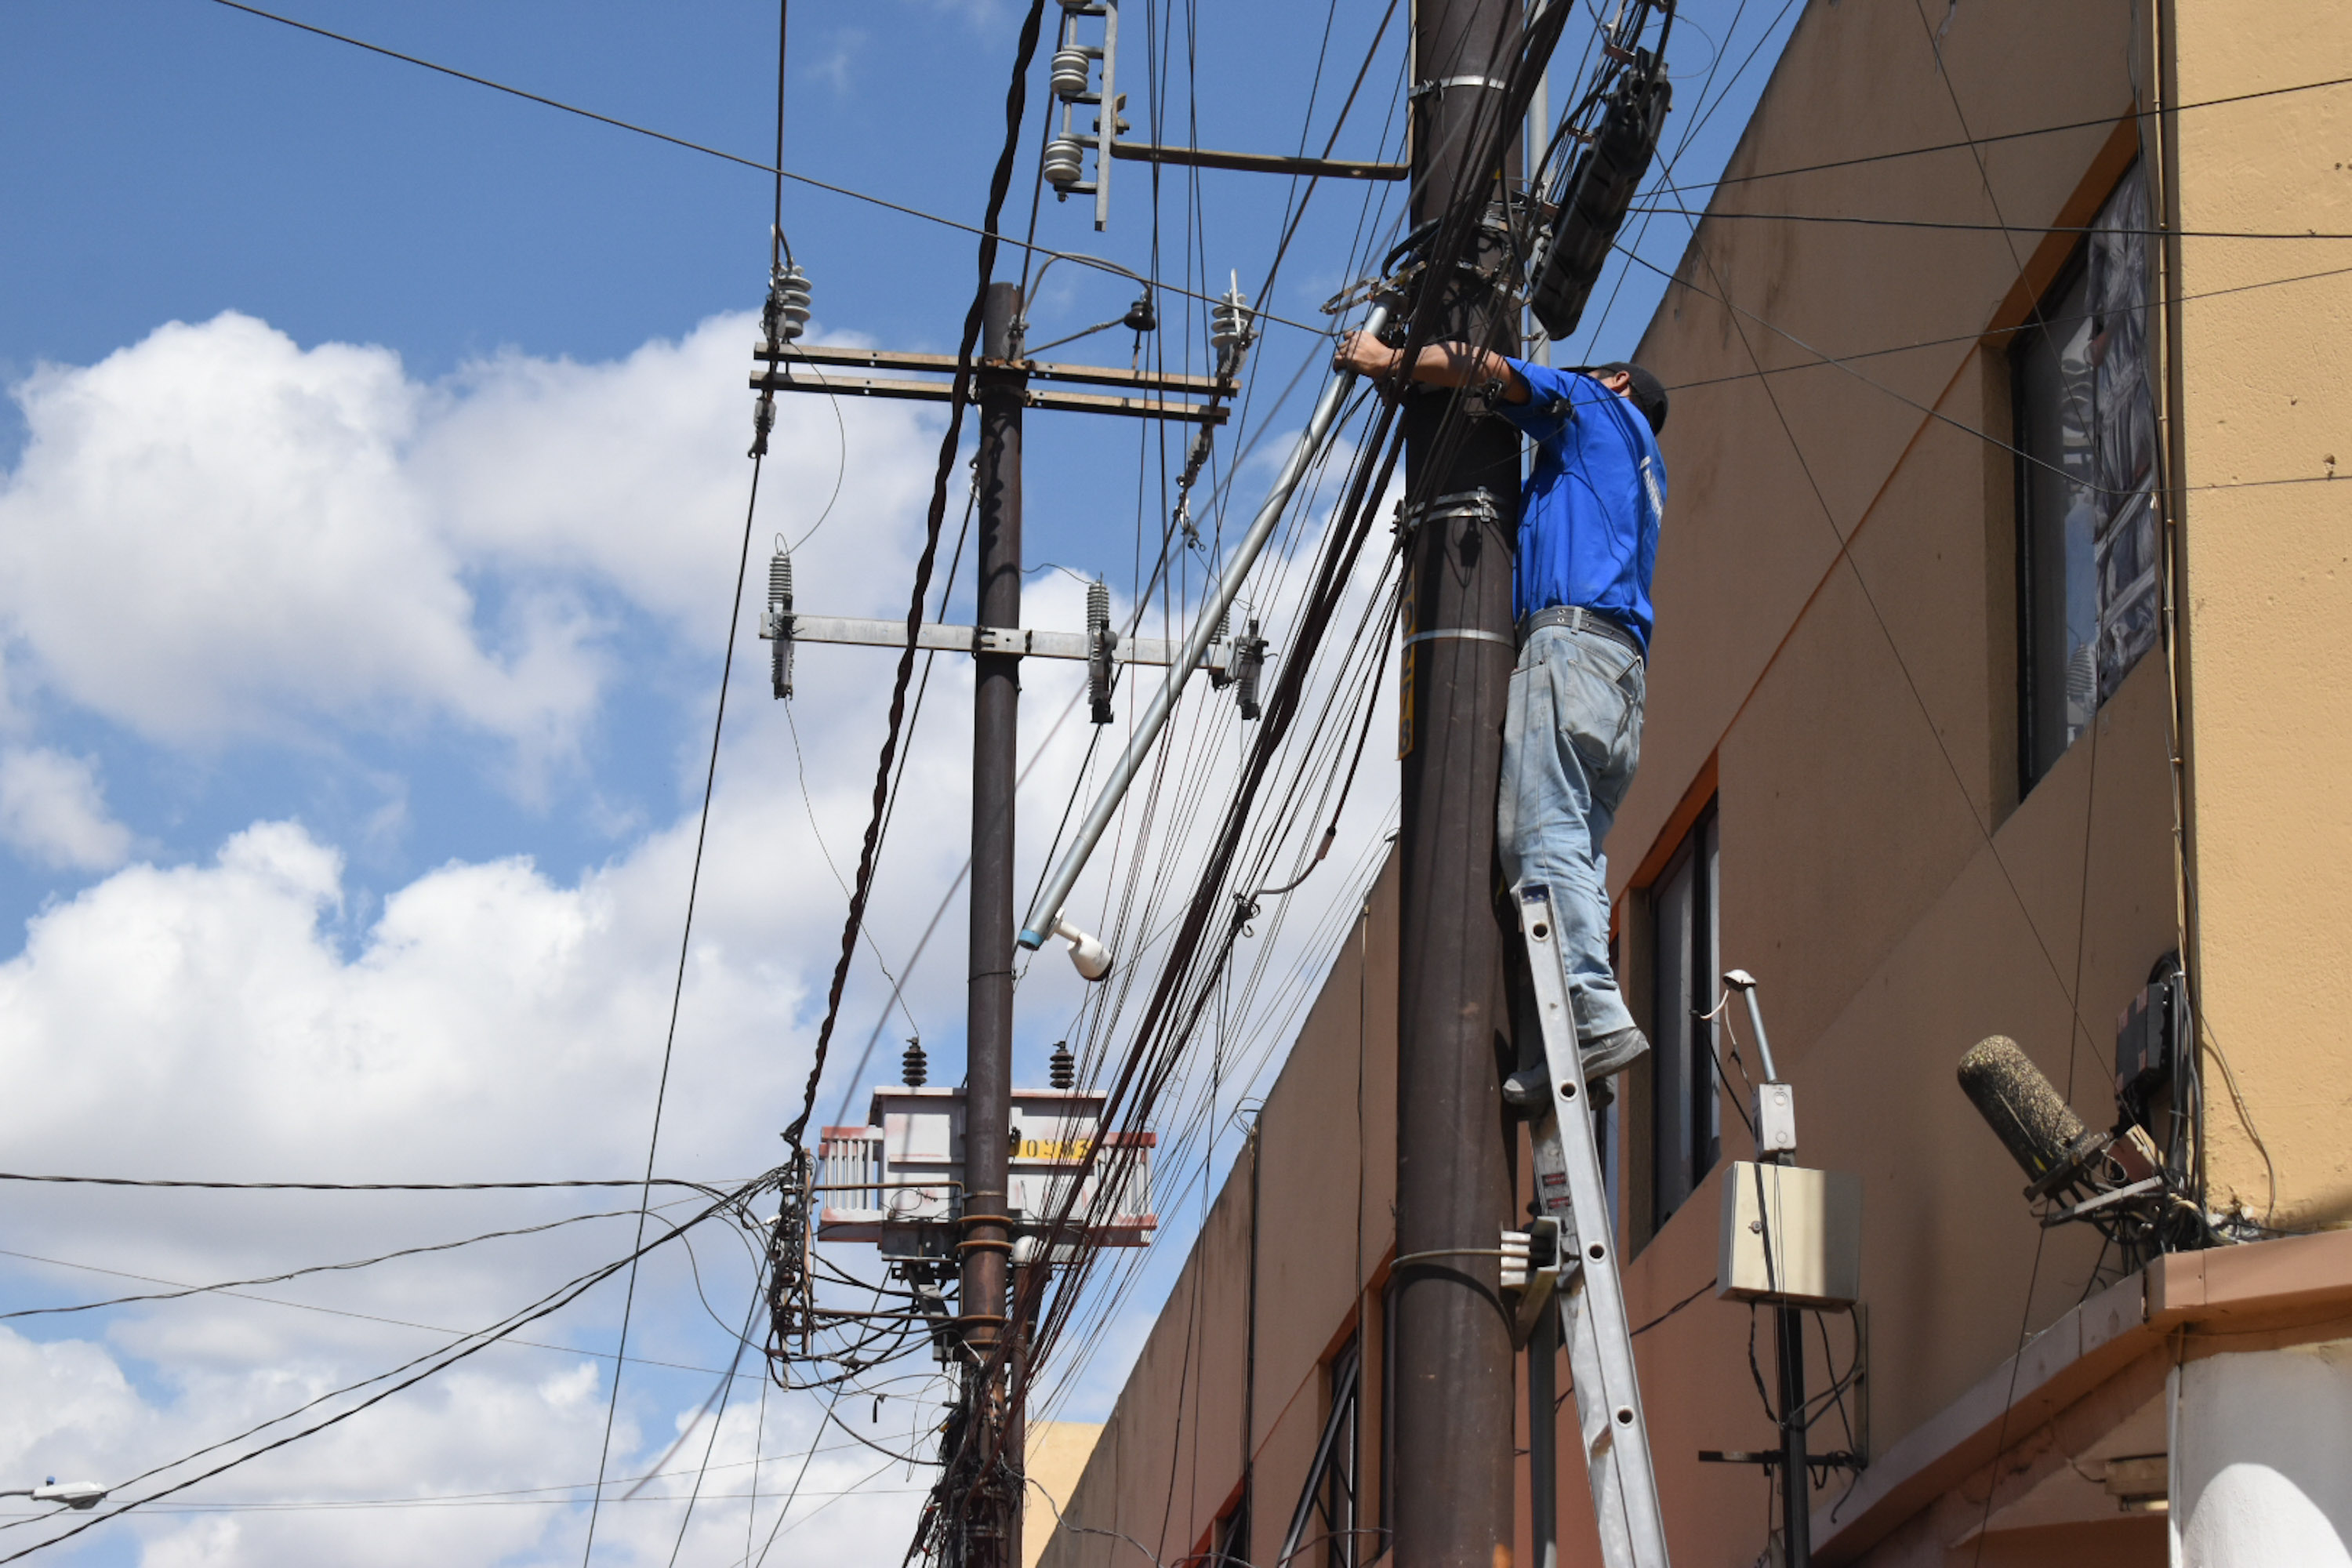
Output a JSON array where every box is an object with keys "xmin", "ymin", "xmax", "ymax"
[{"xmin": 1595, "ymin": 361, "xmax": 1668, "ymax": 436}]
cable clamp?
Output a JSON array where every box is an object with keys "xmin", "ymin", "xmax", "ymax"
[
  {"xmin": 1403, "ymin": 629, "xmax": 1513, "ymax": 649},
  {"xmin": 1396, "ymin": 488, "xmax": 1502, "ymax": 536},
  {"xmin": 1410, "ymin": 75, "xmax": 1510, "ymax": 101}
]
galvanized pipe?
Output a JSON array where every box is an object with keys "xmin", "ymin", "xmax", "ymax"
[{"xmin": 1014, "ymin": 301, "xmax": 1391, "ymax": 953}]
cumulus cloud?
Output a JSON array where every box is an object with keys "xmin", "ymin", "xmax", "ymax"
[
  {"xmin": 0, "ymin": 747, "xmax": 133, "ymax": 871},
  {"xmin": 0, "ymin": 310, "xmax": 935, "ymax": 773},
  {"xmin": 0, "ymin": 304, "xmax": 1403, "ymax": 1565},
  {"xmin": 0, "ymin": 800, "xmax": 960, "ymax": 1563}
]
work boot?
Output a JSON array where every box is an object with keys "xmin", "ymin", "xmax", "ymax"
[
  {"xmin": 1500, "ymin": 1025, "xmax": 1647, "ymax": 1111},
  {"xmin": 1582, "ymin": 1025, "xmax": 1650, "ymax": 1080}
]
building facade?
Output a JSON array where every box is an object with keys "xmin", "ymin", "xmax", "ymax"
[{"xmin": 1037, "ymin": 2, "xmax": 2352, "ymax": 1565}]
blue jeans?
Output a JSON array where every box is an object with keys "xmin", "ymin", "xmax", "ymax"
[{"xmin": 1498, "ymin": 622, "xmax": 1646, "ymax": 1042}]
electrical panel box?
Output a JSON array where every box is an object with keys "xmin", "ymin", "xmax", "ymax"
[
  {"xmin": 2116, "ymin": 964, "xmax": 2186, "ymax": 1103},
  {"xmin": 1752, "ymin": 1081, "xmax": 1798, "ymax": 1155},
  {"xmin": 815, "ymin": 1085, "xmax": 1155, "ymax": 1254},
  {"xmin": 1718, "ymin": 1162, "xmax": 1862, "ymax": 1308}
]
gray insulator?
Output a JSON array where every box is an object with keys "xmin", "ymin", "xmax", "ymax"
[
  {"xmin": 1236, "ymin": 617, "xmax": 1265, "ymax": 721},
  {"xmin": 1043, "ymin": 136, "xmax": 1086, "ymax": 191},
  {"xmin": 1957, "ymin": 1035, "xmax": 2085, "ymax": 1185},
  {"xmin": 1086, "ymin": 580, "xmax": 1114, "ymax": 725},
  {"xmin": 749, "ymin": 392, "xmax": 775, "ymax": 459},
  {"xmin": 768, "ymin": 549, "xmax": 795, "ymax": 700},
  {"xmin": 1207, "ymin": 609, "xmax": 1233, "ymax": 690},
  {"xmin": 767, "ymin": 263, "xmax": 812, "ymax": 346},
  {"xmin": 1050, "ymin": 45, "xmax": 1092, "ymax": 100},
  {"xmin": 1210, "ymin": 275, "xmax": 1254, "ymax": 373}
]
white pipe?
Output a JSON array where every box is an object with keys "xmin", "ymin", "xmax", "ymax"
[{"xmin": 1017, "ymin": 303, "xmax": 1389, "ymax": 951}]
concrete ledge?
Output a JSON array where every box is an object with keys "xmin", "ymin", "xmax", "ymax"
[{"xmin": 1812, "ymin": 1229, "xmax": 2352, "ymax": 1563}]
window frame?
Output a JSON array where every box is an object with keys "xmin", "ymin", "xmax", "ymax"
[{"xmin": 1648, "ymin": 801, "xmax": 1720, "ymax": 1234}]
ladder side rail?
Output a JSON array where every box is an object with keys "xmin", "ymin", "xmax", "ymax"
[{"xmin": 1519, "ymin": 884, "xmax": 1672, "ymax": 1568}]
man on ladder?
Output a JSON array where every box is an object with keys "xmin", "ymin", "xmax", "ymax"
[
  {"xmin": 1334, "ymin": 333, "xmax": 1670, "ymax": 1095},
  {"xmin": 1341, "ymin": 330, "xmax": 1675, "ymax": 1568}
]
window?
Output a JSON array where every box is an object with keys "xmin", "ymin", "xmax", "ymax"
[
  {"xmin": 2015, "ymin": 164, "xmax": 2160, "ymax": 786},
  {"xmin": 1276, "ymin": 1334, "xmax": 1362, "ymax": 1568},
  {"xmin": 1209, "ymin": 1495, "xmax": 1250, "ymax": 1568},
  {"xmin": 1650, "ymin": 805, "xmax": 1719, "ymax": 1229}
]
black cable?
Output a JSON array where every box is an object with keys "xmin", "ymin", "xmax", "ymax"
[
  {"xmin": 660, "ymin": 1284, "xmax": 768, "ymax": 1568},
  {"xmin": 1632, "ymin": 1276, "xmax": 1715, "ymax": 1338},
  {"xmin": 1613, "ymin": 238, "xmax": 2339, "ymax": 505},
  {"xmin": 783, "ymin": 0, "xmax": 1052, "ymax": 1153},
  {"xmin": 206, "ymin": 0, "xmax": 1323, "ymax": 334},
  {"xmin": 1679, "ymin": 71, "xmax": 2352, "ymax": 197},
  {"xmin": 1013, "ymin": 0, "xmax": 1550, "ymax": 1392},
  {"xmin": 0, "ymin": 1207, "xmax": 648, "ymax": 1320},
  {"xmin": 1657, "ymin": 260, "xmax": 2352, "ymax": 396},
  {"xmin": 0, "ymin": 1173, "xmax": 727, "ymax": 1192},
  {"xmin": 0, "ymin": 1179, "xmax": 772, "ymax": 1559},
  {"xmin": 1564, "ymin": 0, "xmax": 1787, "ymax": 365},
  {"xmin": 579, "ymin": 431, "xmax": 771, "ymax": 1567},
  {"xmin": 1628, "ymin": 201, "xmax": 2352, "ymax": 241}
]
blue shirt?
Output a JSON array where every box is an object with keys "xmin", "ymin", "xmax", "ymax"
[{"xmin": 1499, "ymin": 358, "xmax": 1666, "ymax": 651}]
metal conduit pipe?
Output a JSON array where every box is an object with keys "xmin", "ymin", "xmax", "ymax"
[{"xmin": 1016, "ymin": 302, "xmax": 1392, "ymax": 956}]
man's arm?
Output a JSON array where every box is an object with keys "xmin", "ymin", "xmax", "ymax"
[{"xmin": 1332, "ymin": 332, "xmax": 1531, "ymax": 404}]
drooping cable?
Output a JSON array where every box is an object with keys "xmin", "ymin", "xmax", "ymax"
[
  {"xmin": 782, "ymin": 0, "xmax": 1053, "ymax": 1155},
  {"xmin": 578, "ymin": 449, "xmax": 770, "ymax": 1565},
  {"xmin": 0, "ymin": 1177, "xmax": 778, "ymax": 1561}
]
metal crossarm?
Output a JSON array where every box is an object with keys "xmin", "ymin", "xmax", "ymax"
[{"xmin": 1518, "ymin": 884, "xmax": 1672, "ymax": 1568}]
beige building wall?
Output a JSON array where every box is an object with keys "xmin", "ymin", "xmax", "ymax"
[
  {"xmin": 1039, "ymin": 858, "xmax": 1399, "ymax": 1568},
  {"xmin": 1025, "ymin": 1422, "xmax": 1105, "ymax": 1568},
  {"xmin": 1039, "ymin": 3, "xmax": 2352, "ymax": 1568},
  {"xmin": 2166, "ymin": 0, "xmax": 2352, "ymax": 1232}
]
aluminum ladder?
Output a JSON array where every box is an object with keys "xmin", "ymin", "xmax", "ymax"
[{"xmin": 1515, "ymin": 883, "xmax": 1672, "ymax": 1568}]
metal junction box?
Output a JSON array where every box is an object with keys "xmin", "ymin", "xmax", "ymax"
[
  {"xmin": 816, "ymin": 1085, "xmax": 1155, "ymax": 1257},
  {"xmin": 1718, "ymin": 1161, "xmax": 1862, "ymax": 1308}
]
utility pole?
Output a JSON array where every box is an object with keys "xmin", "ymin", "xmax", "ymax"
[
  {"xmin": 754, "ymin": 273, "xmax": 1229, "ymax": 1568},
  {"xmin": 1393, "ymin": 0, "xmax": 1522, "ymax": 1565},
  {"xmin": 959, "ymin": 279, "xmax": 1026, "ymax": 1568}
]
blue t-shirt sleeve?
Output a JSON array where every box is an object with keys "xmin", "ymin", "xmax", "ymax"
[
  {"xmin": 1497, "ymin": 358, "xmax": 1604, "ymax": 445},
  {"xmin": 1505, "ymin": 357, "xmax": 1581, "ymax": 444}
]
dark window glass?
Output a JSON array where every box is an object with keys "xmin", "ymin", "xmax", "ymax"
[
  {"xmin": 2016, "ymin": 165, "xmax": 2160, "ymax": 786},
  {"xmin": 1650, "ymin": 806, "xmax": 1719, "ymax": 1229},
  {"xmin": 1211, "ymin": 1495, "xmax": 1250, "ymax": 1568},
  {"xmin": 1311, "ymin": 1336, "xmax": 1362, "ymax": 1568}
]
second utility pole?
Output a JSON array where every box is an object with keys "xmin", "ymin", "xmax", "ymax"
[
  {"xmin": 960, "ymin": 279, "xmax": 1025, "ymax": 1568},
  {"xmin": 1393, "ymin": 0, "xmax": 1523, "ymax": 1564}
]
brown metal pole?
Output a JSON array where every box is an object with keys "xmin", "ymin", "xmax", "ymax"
[
  {"xmin": 961, "ymin": 279, "xmax": 1025, "ymax": 1568},
  {"xmin": 1393, "ymin": 0, "xmax": 1523, "ymax": 1564}
]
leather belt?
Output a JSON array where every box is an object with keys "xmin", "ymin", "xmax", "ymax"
[{"xmin": 1515, "ymin": 604, "xmax": 1643, "ymax": 659}]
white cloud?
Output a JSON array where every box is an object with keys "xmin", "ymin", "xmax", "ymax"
[
  {"xmin": 0, "ymin": 802, "xmax": 953, "ymax": 1563},
  {"xmin": 0, "ymin": 305, "xmax": 1407, "ymax": 1564},
  {"xmin": 0, "ymin": 746, "xmax": 133, "ymax": 871},
  {"xmin": 0, "ymin": 311, "xmax": 938, "ymax": 775}
]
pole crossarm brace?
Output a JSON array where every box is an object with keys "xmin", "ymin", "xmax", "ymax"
[
  {"xmin": 753, "ymin": 343, "xmax": 1232, "ymax": 423},
  {"xmin": 1108, "ymin": 140, "xmax": 1409, "ymax": 180},
  {"xmin": 782, "ymin": 614, "xmax": 1249, "ymax": 676}
]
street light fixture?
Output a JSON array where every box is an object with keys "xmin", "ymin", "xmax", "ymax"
[{"xmin": 0, "ymin": 1479, "xmax": 107, "ymax": 1510}]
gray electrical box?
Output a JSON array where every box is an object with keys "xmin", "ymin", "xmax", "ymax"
[{"xmin": 1718, "ymin": 1162, "xmax": 1862, "ymax": 1308}]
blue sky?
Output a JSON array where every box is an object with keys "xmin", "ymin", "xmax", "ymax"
[{"xmin": 0, "ymin": 2, "xmax": 1802, "ymax": 1561}]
